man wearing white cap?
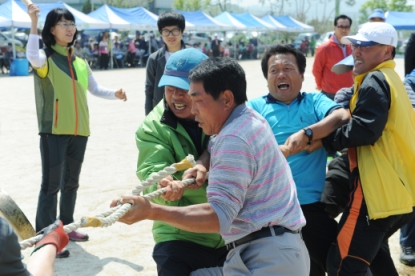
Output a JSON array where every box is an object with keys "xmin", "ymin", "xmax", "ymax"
[{"xmin": 322, "ymin": 22, "xmax": 415, "ymax": 275}]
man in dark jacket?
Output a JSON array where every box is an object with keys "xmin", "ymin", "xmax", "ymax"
[{"xmin": 144, "ymin": 11, "xmax": 186, "ymax": 115}]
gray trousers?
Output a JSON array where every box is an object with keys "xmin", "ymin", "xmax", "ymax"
[{"xmin": 224, "ymin": 231, "xmax": 310, "ymax": 275}]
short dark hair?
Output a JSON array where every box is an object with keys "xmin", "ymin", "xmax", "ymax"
[
  {"xmin": 42, "ymin": 8, "xmax": 78, "ymax": 48},
  {"xmin": 261, "ymin": 44, "xmax": 306, "ymax": 79},
  {"xmin": 189, "ymin": 57, "xmax": 247, "ymax": 105},
  {"xmin": 334, "ymin": 14, "xmax": 352, "ymax": 26},
  {"xmin": 157, "ymin": 11, "xmax": 185, "ymax": 33}
]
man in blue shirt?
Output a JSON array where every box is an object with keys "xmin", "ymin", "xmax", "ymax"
[{"xmin": 247, "ymin": 44, "xmax": 349, "ymax": 276}]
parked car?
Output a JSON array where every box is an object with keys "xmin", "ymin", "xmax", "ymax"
[
  {"xmin": 292, "ymin": 32, "xmax": 320, "ymax": 50},
  {"xmin": 0, "ymin": 32, "xmax": 23, "ymax": 48},
  {"xmin": 315, "ymin": 31, "xmax": 334, "ymax": 49},
  {"xmin": 2, "ymin": 31, "xmax": 28, "ymax": 46},
  {"xmin": 184, "ymin": 32, "xmax": 211, "ymax": 46}
]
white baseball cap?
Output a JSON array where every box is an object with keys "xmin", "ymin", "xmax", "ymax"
[{"xmin": 341, "ymin": 22, "xmax": 398, "ymax": 48}]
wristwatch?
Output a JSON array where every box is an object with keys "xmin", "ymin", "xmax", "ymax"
[{"xmin": 303, "ymin": 128, "xmax": 313, "ymax": 145}]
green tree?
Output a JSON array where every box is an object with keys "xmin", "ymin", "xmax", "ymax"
[
  {"xmin": 173, "ymin": 0, "xmax": 186, "ymax": 10},
  {"xmin": 389, "ymin": 0, "xmax": 413, "ymax": 11},
  {"xmin": 82, "ymin": 0, "xmax": 92, "ymax": 13},
  {"xmin": 335, "ymin": 0, "xmax": 355, "ymax": 17},
  {"xmin": 102, "ymin": 0, "xmax": 151, "ymax": 8},
  {"xmin": 173, "ymin": 0, "xmax": 208, "ymax": 11},
  {"xmin": 359, "ymin": 0, "xmax": 412, "ymax": 24}
]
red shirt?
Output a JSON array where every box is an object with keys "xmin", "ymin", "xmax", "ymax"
[{"xmin": 312, "ymin": 36, "xmax": 353, "ymax": 94}]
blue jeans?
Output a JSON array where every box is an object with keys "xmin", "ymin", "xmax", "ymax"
[
  {"xmin": 400, "ymin": 216, "xmax": 415, "ymax": 247},
  {"xmin": 36, "ymin": 134, "xmax": 88, "ymax": 231}
]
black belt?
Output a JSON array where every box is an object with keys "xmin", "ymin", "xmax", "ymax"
[{"xmin": 226, "ymin": 225, "xmax": 300, "ymax": 250}]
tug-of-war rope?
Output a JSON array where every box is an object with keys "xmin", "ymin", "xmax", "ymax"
[{"xmin": 19, "ymin": 155, "xmax": 197, "ymax": 250}]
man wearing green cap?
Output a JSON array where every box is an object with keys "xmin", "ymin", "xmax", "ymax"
[{"xmin": 135, "ymin": 48, "xmax": 227, "ymax": 276}]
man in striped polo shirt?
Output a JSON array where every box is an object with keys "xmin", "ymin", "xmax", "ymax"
[{"xmin": 114, "ymin": 57, "xmax": 310, "ymax": 275}]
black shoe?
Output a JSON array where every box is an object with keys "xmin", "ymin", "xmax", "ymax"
[
  {"xmin": 400, "ymin": 246, "xmax": 415, "ymax": 266},
  {"xmin": 56, "ymin": 248, "xmax": 70, "ymax": 258}
]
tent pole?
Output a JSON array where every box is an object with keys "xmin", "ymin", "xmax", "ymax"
[
  {"xmin": 109, "ymin": 27, "xmax": 113, "ymax": 69},
  {"xmin": 12, "ymin": 23, "xmax": 16, "ymax": 60}
]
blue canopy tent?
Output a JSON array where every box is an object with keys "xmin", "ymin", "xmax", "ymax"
[
  {"xmin": 386, "ymin": 11, "xmax": 415, "ymax": 30},
  {"xmin": 13, "ymin": 0, "xmax": 110, "ymax": 30},
  {"xmin": 0, "ymin": 0, "xmax": 31, "ymax": 29},
  {"xmin": 262, "ymin": 15, "xmax": 314, "ymax": 32},
  {"xmin": 88, "ymin": 4, "xmax": 131, "ymax": 30},
  {"xmin": 213, "ymin": 12, "xmax": 246, "ymax": 30},
  {"xmin": 232, "ymin": 13, "xmax": 278, "ymax": 31},
  {"xmin": 176, "ymin": 10, "xmax": 234, "ymax": 31},
  {"xmin": 215, "ymin": 12, "xmax": 277, "ymax": 31},
  {"xmin": 0, "ymin": 0, "xmax": 33, "ymax": 58},
  {"xmin": 0, "ymin": 15, "xmax": 11, "ymax": 28},
  {"xmin": 259, "ymin": 14, "xmax": 288, "ymax": 30}
]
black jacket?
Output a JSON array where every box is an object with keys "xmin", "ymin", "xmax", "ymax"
[{"xmin": 144, "ymin": 41, "xmax": 186, "ymax": 115}]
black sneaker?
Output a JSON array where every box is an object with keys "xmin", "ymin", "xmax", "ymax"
[
  {"xmin": 56, "ymin": 248, "xmax": 70, "ymax": 258},
  {"xmin": 400, "ymin": 246, "xmax": 415, "ymax": 266}
]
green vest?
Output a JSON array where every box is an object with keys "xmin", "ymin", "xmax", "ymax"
[{"xmin": 33, "ymin": 44, "xmax": 89, "ymax": 136}]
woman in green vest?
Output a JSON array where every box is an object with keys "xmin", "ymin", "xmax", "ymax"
[{"xmin": 26, "ymin": 5, "xmax": 127, "ymax": 258}]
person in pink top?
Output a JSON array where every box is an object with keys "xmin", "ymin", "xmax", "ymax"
[
  {"xmin": 126, "ymin": 38, "xmax": 137, "ymax": 67},
  {"xmin": 98, "ymin": 32, "xmax": 109, "ymax": 70}
]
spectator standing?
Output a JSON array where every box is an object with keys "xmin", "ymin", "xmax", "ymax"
[
  {"xmin": 312, "ymin": 15, "xmax": 353, "ymax": 100},
  {"xmin": 137, "ymin": 36, "xmax": 148, "ymax": 67},
  {"xmin": 126, "ymin": 38, "xmax": 136, "ymax": 67},
  {"xmin": 144, "ymin": 11, "xmax": 186, "ymax": 115},
  {"xmin": 98, "ymin": 32, "xmax": 109, "ymax": 70},
  {"xmin": 223, "ymin": 44, "xmax": 230, "ymax": 57},
  {"xmin": 304, "ymin": 37, "xmax": 310, "ymax": 56},
  {"xmin": 26, "ymin": 6, "xmax": 127, "ymax": 258},
  {"xmin": 148, "ymin": 32, "xmax": 159, "ymax": 54},
  {"xmin": 206, "ymin": 37, "xmax": 212, "ymax": 57},
  {"xmin": 310, "ymin": 37, "xmax": 316, "ymax": 57},
  {"xmin": 210, "ymin": 34, "xmax": 222, "ymax": 57}
]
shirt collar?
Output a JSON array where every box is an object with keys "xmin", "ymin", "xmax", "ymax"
[
  {"xmin": 219, "ymin": 103, "xmax": 247, "ymax": 133},
  {"xmin": 265, "ymin": 92, "xmax": 304, "ymax": 104},
  {"xmin": 333, "ymin": 35, "xmax": 345, "ymax": 48},
  {"xmin": 51, "ymin": 44, "xmax": 72, "ymax": 56}
]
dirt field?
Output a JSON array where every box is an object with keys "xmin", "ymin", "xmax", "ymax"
[{"xmin": 0, "ymin": 57, "xmax": 414, "ymax": 275}]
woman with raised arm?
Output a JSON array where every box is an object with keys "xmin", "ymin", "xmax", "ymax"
[{"xmin": 26, "ymin": 5, "xmax": 127, "ymax": 258}]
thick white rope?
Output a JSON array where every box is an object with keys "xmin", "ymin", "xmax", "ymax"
[
  {"xmin": 132, "ymin": 154, "xmax": 196, "ymax": 195},
  {"xmin": 19, "ymin": 154, "xmax": 198, "ymax": 250}
]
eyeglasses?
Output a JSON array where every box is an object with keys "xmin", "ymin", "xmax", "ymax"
[
  {"xmin": 56, "ymin": 22, "xmax": 77, "ymax": 29},
  {"xmin": 336, "ymin": 25, "xmax": 350, "ymax": 30},
  {"xmin": 161, "ymin": 28, "xmax": 181, "ymax": 37},
  {"xmin": 351, "ymin": 43, "xmax": 381, "ymax": 52}
]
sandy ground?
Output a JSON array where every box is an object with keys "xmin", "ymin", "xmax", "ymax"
[{"xmin": 0, "ymin": 57, "xmax": 414, "ymax": 275}]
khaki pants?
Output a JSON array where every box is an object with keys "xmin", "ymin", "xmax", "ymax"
[{"xmin": 224, "ymin": 231, "xmax": 310, "ymax": 275}]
